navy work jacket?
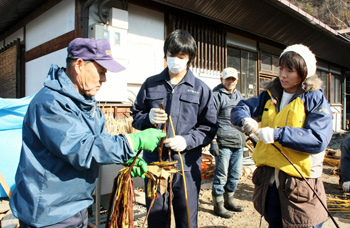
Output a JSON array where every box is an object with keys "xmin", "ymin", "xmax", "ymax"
[{"xmin": 132, "ymin": 68, "xmax": 217, "ymax": 171}]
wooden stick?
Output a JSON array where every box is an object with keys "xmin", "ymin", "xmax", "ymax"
[
  {"xmin": 157, "ymin": 102, "xmax": 173, "ymax": 227},
  {"xmin": 0, "ymin": 172, "xmax": 12, "ymax": 198},
  {"xmin": 169, "ymin": 116, "xmax": 191, "ymax": 228},
  {"xmin": 158, "ymin": 102, "xmax": 167, "ymax": 162}
]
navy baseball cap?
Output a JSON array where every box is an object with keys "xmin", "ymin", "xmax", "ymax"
[{"xmin": 67, "ymin": 38, "xmax": 125, "ymax": 72}]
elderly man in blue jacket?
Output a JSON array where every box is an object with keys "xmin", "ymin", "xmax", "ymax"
[{"xmin": 10, "ymin": 38, "xmax": 165, "ymax": 228}]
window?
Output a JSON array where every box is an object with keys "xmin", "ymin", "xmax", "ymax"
[
  {"xmin": 330, "ymin": 74, "xmax": 342, "ymax": 104},
  {"xmin": 317, "ymin": 69, "xmax": 342, "ymax": 104},
  {"xmin": 261, "ymin": 53, "xmax": 279, "ymax": 75},
  {"xmin": 317, "ymin": 70, "xmax": 329, "ymax": 100},
  {"xmin": 227, "ymin": 47, "xmax": 257, "ymax": 98},
  {"xmin": 227, "ymin": 47, "xmax": 240, "ymax": 72},
  {"xmin": 166, "ymin": 14, "xmax": 226, "ymax": 72},
  {"xmin": 261, "ymin": 53, "xmax": 272, "ymax": 72},
  {"xmin": 259, "ymin": 76, "xmax": 274, "ymax": 94}
]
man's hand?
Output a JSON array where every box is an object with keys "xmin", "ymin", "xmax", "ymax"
[
  {"xmin": 125, "ymin": 156, "xmax": 148, "ymax": 178},
  {"xmin": 127, "ymin": 128, "xmax": 166, "ymax": 152},
  {"xmin": 241, "ymin": 118, "xmax": 258, "ymax": 134},
  {"xmin": 149, "ymin": 108, "xmax": 168, "ymax": 125},
  {"xmin": 210, "ymin": 141, "xmax": 219, "ymax": 157},
  {"xmin": 164, "ymin": 136, "xmax": 187, "ymax": 152},
  {"xmin": 256, "ymin": 127, "xmax": 275, "ymax": 144}
]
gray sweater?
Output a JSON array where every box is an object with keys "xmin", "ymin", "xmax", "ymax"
[{"xmin": 213, "ymin": 84, "xmax": 246, "ymax": 148}]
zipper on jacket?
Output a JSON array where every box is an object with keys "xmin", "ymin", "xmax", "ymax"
[
  {"xmin": 166, "ymin": 80, "xmax": 185, "ymax": 114},
  {"xmin": 165, "ymin": 80, "xmax": 186, "ymax": 138}
]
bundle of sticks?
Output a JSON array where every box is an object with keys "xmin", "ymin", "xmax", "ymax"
[
  {"xmin": 105, "ymin": 103, "xmax": 183, "ymax": 228},
  {"xmin": 328, "ymin": 197, "xmax": 350, "ymax": 215},
  {"xmin": 104, "ymin": 152, "xmax": 178, "ymax": 228},
  {"xmin": 104, "ymin": 150, "xmax": 142, "ymax": 228}
]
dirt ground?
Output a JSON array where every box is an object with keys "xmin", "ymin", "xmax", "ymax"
[
  {"xmin": 132, "ymin": 160, "xmax": 350, "ymax": 228},
  {"xmin": 196, "ymin": 163, "xmax": 350, "ymax": 228}
]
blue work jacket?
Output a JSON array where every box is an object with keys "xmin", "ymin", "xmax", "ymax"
[
  {"xmin": 10, "ymin": 64, "xmax": 134, "ymax": 227},
  {"xmin": 132, "ymin": 68, "xmax": 217, "ymax": 171}
]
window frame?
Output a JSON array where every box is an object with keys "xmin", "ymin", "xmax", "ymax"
[
  {"xmin": 260, "ymin": 52, "xmax": 279, "ymax": 76},
  {"xmin": 330, "ymin": 73, "xmax": 342, "ymax": 104},
  {"xmin": 227, "ymin": 45, "xmax": 258, "ymax": 99}
]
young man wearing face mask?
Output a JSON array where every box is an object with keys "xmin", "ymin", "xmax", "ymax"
[{"xmin": 132, "ymin": 30, "xmax": 218, "ymax": 228}]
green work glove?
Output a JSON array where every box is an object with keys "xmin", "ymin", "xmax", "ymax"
[
  {"xmin": 125, "ymin": 156, "xmax": 148, "ymax": 178},
  {"xmin": 127, "ymin": 128, "xmax": 166, "ymax": 152}
]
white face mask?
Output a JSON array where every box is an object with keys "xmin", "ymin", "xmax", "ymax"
[{"xmin": 166, "ymin": 57, "xmax": 188, "ymax": 74}]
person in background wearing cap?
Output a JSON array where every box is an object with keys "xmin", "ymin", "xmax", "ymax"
[
  {"xmin": 132, "ymin": 30, "xmax": 217, "ymax": 228},
  {"xmin": 231, "ymin": 44, "xmax": 333, "ymax": 227},
  {"xmin": 210, "ymin": 67, "xmax": 245, "ymax": 218},
  {"xmin": 9, "ymin": 38, "xmax": 165, "ymax": 228}
]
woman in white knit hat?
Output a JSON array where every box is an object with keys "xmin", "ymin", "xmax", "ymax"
[{"xmin": 231, "ymin": 44, "xmax": 333, "ymax": 227}]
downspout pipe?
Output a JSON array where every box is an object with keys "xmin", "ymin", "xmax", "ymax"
[
  {"xmin": 343, "ymin": 73, "xmax": 348, "ymax": 130},
  {"xmin": 82, "ymin": 0, "xmax": 98, "ymax": 38},
  {"xmin": 98, "ymin": 0, "xmax": 109, "ymax": 24}
]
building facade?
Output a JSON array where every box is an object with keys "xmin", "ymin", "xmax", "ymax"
[{"xmin": 0, "ymin": 0, "xmax": 349, "ymax": 131}]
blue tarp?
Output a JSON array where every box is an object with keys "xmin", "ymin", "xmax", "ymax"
[{"xmin": 0, "ymin": 96, "xmax": 33, "ymax": 198}]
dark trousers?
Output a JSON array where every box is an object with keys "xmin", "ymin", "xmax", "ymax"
[
  {"xmin": 265, "ymin": 183, "xmax": 283, "ymax": 228},
  {"xmin": 145, "ymin": 169, "xmax": 201, "ymax": 228},
  {"xmin": 19, "ymin": 208, "xmax": 88, "ymax": 228},
  {"xmin": 341, "ymin": 135, "xmax": 350, "ymax": 182}
]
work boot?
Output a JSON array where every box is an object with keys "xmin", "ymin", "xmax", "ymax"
[
  {"xmin": 213, "ymin": 195, "xmax": 233, "ymax": 218},
  {"xmin": 224, "ymin": 191, "xmax": 244, "ymax": 212}
]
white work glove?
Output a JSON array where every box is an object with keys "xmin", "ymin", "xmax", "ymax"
[
  {"xmin": 256, "ymin": 127, "xmax": 275, "ymax": 144},
  {"xmin": 149, "ymin": 108, "xmax": 168, "ymax": 125},
  {"xmin": 164, "ymin": 136, "xmax": 187, "ymax": 152},
  {"xmin": 343, "ymin": 181, "xmax": 350, "ymax": 193},
  {"xmin": 241, "ymin": 117, "xmax": 258, "ymax": 134}
]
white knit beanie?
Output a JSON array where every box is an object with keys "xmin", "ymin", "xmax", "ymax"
[{"xmin": 280, "ymin": 44, "xmax": 317, "ymax": 78}]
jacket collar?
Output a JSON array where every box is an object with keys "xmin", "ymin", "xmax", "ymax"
[
  {"xmin": 265, "ymin": 75, "xmax": 323, "ymax": 107},
  {"xmin": 44, "ymin": 64, "xmax": 96, "ymax": 112},
  {"xmin": 155, "ymin": 67, "xmax": 195, "ymax": 87},
  {"xmin": 213, "ymin": 83, "xmax": 236, "ymax": 95}
]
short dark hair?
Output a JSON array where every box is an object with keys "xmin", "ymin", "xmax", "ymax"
[
  {"xmin": 66, "ymin": 58, "xmax": 76, "ymax": 70},
  {"xmin": 163, "ymin": 30, "xmax": 197, "ymax": 68},
  {"xmin": 279, "ymin": 52, "xmax": 308, "ymax": 81}
]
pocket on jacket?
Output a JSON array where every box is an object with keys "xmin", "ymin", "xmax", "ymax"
[
  {"xmin": 145, "ymin": 93, "xmax": 167, "ymax": 107},
  {"xmin": 179, "ymin": 93, "xmax": 200, "ymax": 104},
  {"xmin": 178, "ymin": 93, "xmax": 200, "ymax": 122},
  {"xmin": 279, "ymin": 172, "xmax": 313, "ymax": 203}
]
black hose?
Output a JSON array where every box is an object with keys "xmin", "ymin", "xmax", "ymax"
[
  {"xmin": 270, "ymin": 143, "xmax": 340, "ymax": 228},
  {"xmin": 246, "ymin": 132, "xmax": 339, "ymax": 228}
]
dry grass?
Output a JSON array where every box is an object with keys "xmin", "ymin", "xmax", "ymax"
[{"xmin": 103, "ymin": 109, "xmax": 137, "ymax": 135}]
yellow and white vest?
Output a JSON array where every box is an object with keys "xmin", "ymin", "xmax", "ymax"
[{"xmin": 253, "ymin": 91, "xmax": 324, "ymax": 178}]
